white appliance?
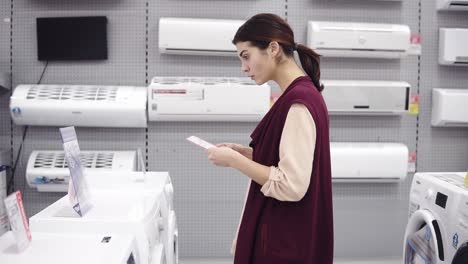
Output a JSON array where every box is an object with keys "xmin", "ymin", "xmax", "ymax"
[
  {"xmin": 307, "ymin": 21, "xmax": 411, "ymax": 59},
  {"xmin": 330, "ymin": 142, "xmax": 408, "ymax": 182},
  {"xmin": 0, "ymin": 72, "xmax": 10, "ymax": 92},
  {"xmin": 404, "ymin": 172, "xmax": 468, "ymax": 264},
  {"xmin": 10, "ymin": 84, "xmax": 147, "ymax": 127},
  {"xmin": 26, "ymin": 150, "xmax": 138, "ymax": 192},
  {"xmin": 0, "ymin": 150, "xmax": 9, "ymax": 236},
  {"xmin": 159, "ymin": 18, "xmax": 244, "ymax": 56},
  {"xmin": 84, "ymin": 171, "xmax": 177, "ymax": 264},
  {"xmin": 432, "ymin": 88, "xmax": 468, "ymax": 127},
  {"xmin": 0, "ymin": 231, "xmax": 138, "ymax": 264},
  {"xmin": 29, "ymin": 171, "xmax": 177, "ymax": 264},
  {"xmin": 321, "ymin": 80, "xmax": 410, "ymax": 115},
  {"xmin": 437, "ymin": 0, "xmax": 468, "ymax": 10},
  {"xmin": 439, "ymin": 28, "xmax": 468, "ymax": 66},
  {"xmin": 148, "ymin": 77, "xmax": 270, "ymax": 122}
]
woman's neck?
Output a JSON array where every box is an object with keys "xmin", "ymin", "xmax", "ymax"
[{"xmin": 272, "ymin": 58, "xmax": 306, "ymax": 92}]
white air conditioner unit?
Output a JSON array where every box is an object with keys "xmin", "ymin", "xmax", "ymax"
[
  {"xmin": 330, "ymin": 142, "xmax": 409, "ymax": 182},
  {"xmin": 439, "ymin": 28, "xmax": 468, "ymax": 66},
  {"xmin": 321, "ymin": 80, "xmax": 410, "ymax": 115},
  {"xmin": 26, "ymin": 150, "xmax": 137, "ymax": 192},
  {"xmin": 437, "ymin": 0, "xmax": 468, "ymax": 10},
  {"xmin": 10, "ymin": 84, "xmax": 147, "ymax": 127},
  {"xmin": 307, "ymin": 21, "xmax": 411, "ymax": 59},
  {"xmin": 148, "ymin": 77, "xmax": 270, "ymax": 122},
  {"xmin": 159, "ymin": 17, "xmax": 244, "ymax": 56},
  {"xmin": 431, "ymin": 88, "xmax": 468, "ymax": 127}
]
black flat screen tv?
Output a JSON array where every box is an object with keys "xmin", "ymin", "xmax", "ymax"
[{"xmin": 36, "ymin": 16, "xmax": 108, "ymax": 61}]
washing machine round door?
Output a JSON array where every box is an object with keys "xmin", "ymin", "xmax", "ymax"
[
  {"xmin": 403, "ymin": 209, "xmax": 445, "ymax": 264},
  {"xmin": 452, "ymin": 241, "xmax": 468, "ymax": 264}
]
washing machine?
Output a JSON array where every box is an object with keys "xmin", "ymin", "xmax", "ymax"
[
  {"xmin": 84, "ymin": 171, "xmax": 178, "ymax": 264},
  {"xmin": 0, "ymin": 231, "xmax": 138, "ymax": 264},
  {"xmin": 29, "ymin": 171, "xmax": 176, "ymax": 264},
  {"xmin": 404, "ymin": 172, "xmax": 468, "ymax": 264}
]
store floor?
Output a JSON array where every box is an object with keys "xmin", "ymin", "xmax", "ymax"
[{"xmin": 181, "ymin": 257, "xmax": 402, "ymax": 264}]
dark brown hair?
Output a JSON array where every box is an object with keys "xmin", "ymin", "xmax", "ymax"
[{"xmin": 232, "ymin": 13, "xmax": 324, "ymax": 92}]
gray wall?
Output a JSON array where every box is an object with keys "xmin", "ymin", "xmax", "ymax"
[
  {"xmin": 0, "ymin": 0, "xmax": 466, "ymax": 261},
  {"xmin": 1, "ymin": 0, "xmax": 11, "ymax": 151}
]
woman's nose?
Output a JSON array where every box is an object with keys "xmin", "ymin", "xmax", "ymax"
[{"xmin": 241, "ymin": 64, "xmax": 249, "ymax": 73}]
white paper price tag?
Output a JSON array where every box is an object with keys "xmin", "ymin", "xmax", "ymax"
[{"xmin": 186, "ymin": 136, "xmax": 215, "ymax": 150}]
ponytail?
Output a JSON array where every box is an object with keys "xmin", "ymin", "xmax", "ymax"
[{"xmin": 296, "ymin": 44, "xmax": 324, "ymax": 92}]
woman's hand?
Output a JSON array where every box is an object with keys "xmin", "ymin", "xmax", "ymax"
[
  {"xmin": 207, "ymin": 146, "xmax": 242, "ymax": 167},
  {"xmin": 207, "ymin": 144, "xmax": 270, "ymax": 186},
  {"xmin": 216, "ymin": 143, "xmax": 253, "ymax": 160}
]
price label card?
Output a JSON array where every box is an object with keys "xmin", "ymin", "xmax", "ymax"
[
  {"xmin": 409, "ymin": 93, "xmax": 419, "ymax": 115},
  {"xmin": 4, "ymin": 191, "xmax": 31, "ymax": 252}
]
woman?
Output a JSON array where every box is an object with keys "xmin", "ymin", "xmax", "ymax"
[{"xmin": 207, "ymin": 13, "xmax": 333, "ymax": 264}]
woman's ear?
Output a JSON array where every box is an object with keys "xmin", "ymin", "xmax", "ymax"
[{"xmin": 268, "ymin": 41, "xmax": 281, "ymax": 58}]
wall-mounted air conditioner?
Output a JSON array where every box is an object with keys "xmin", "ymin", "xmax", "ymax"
[
  {"xmin": 0, "ymin": 72, "xmax": 10, "ymax": 93},
  {"xmin": 159, "ymin": 18, "xmax": 244, "ymax": 56},
  {"xmin": 431, "ymin": 88, "xmax": 468, "ymax": 127},
  {"xmin": 330, "ymin": 142, "xmax": 409, "ymax": 182},
  {"xmin": 10, "ymin": 84, "xmax": 147, "ymax": 127},
  {"xmin": 148, "ymin": 77, "xmax": 270, "ymax": 122},
  {"xmin": 439, "ymin": 28, "xmax": 468, "ymax": 66},
  {"xmin": 321, "ymin": 80, "xmax": 410, "ymax": 115},
  {"xmin": 26, "ymin": 150, "xmax": 137, "ymax": 192},
  {"xmin": 437, "ymin": 0, "xmax": 468, "ymax": 10},
  {"xmin": 307, "ymin": 21, "xmax": 411, "ymax": 59}
]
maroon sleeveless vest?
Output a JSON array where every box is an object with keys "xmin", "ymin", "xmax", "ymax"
[{"xmin": 234, "ymin": 76, "xmax": 334, "ymax": 264}]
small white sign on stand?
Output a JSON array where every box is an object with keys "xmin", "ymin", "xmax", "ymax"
[{"xmin": 59, "ymin": 126, "xmax": 92, "ymax": 217}]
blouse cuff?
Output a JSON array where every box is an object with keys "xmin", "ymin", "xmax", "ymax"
[{"xmin": 260, "ymin": 166, "xmax": 284, "ymax": 194}]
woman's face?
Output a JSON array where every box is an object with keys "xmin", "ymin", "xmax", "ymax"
[{"xmin": 235, "ymin": 41, "xmax": 275, "ymax": 85}]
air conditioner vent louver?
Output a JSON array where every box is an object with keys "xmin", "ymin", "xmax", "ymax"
[
  {"xmin": 26, "ymin": 86, "xmax": 118, "ymax": 101},
  {"xmin": 451, "ymin": 2, "xmax": 468, "ymax": 6},
  {"xmin": 33, "ymin": 152, "xmax": 115, "ymax": 169}
]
